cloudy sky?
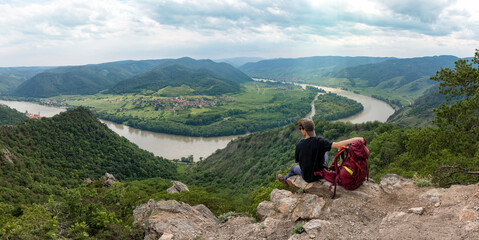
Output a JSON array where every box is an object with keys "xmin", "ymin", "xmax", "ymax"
[{"xmin": 1, "ymin": 0, "xmax": 478, "ymax": 67}]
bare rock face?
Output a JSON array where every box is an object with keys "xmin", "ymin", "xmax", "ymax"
[
  {"xmin": 133, "ymin": 199, "xmax": 217, "ymax": 240},
  {"xmin": 166, "ymin": 180, "xmax": 189, "ymax": 193},
  {"xmin": 102, "ymin": 173, "xmax": 117, "ymax": 187},
  {"xmin": 83, "ymin": 178, "xmax": 93, "ymax": 186},
  {"xmin": 1, "ymin": 148, "xmax": 15, "ymax": 164}
]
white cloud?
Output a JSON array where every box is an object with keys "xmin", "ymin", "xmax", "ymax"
[{"xmin": 0, "ymin": 0, "xmax": 478, "ymax": 66}]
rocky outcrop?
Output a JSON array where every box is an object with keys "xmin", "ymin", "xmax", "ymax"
[
  {"xmin": 134, "ymin": 174, "xmax": 479, "ymax": 240},
  {"xmin": 83, "ymin": 178, "xmax": 93, "ymax": 186},
  {"xmin": 133, "ymin": 199, "xmax": 217, "ymax": 240},
  {"xmin": 102, "ymin": 173, "xmax": 117, "ymax": 187},
  {"xmin": 1, "ymin": 148, "xmax": 15, "ymax": 164},
  {"xmin": 166, "ymin": 180, "xmax": 189, "ymax": 193},
  {"xmin": 287, "ymin": 175, "xmax": 381, "ymax": 199}
]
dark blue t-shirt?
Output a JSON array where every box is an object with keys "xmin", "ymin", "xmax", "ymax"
[{"xmin": 295, "ymin": 137, "xmax": 332, "ymax": 182}]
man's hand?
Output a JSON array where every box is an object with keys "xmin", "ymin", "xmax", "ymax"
[{"xmin": 332, "ymin": 137, "xmax": 364, "ymax": 149}]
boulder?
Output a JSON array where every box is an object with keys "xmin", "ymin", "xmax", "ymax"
[
  {"xmin": 302, "ymin": 219, "xmax": 331, "ymax": 234},
  {"xmin": 133, "ymin": 199, "xmax": 217, "ymax": 240},
  {"xmin": 408, "ymin": 207, "xmax": 424, "ymax": 215},
  {"xmin": 287, "ymin": 175, "xmax": 308, "ymax": 192},
  {"xmin": 291, "ymin": 194, "xmax": 326, "ymax": 221},
  {"xmin": 257, "ymin": 201, "xmax": 275, "ymax": 220},
  {"xmin": 102, "ymin": 173, "xmax": 117, "ymax": 187},
  {"xmin": 166, "ymin": 180, "xmax": 189, "ymax": 193},
  {"xmin": 277, "ymin": 197, "xmax": 300, "ymax": 214},
  {"xmin": 271, "ymin": 189, "xmax": 293, "ymax": 202}
]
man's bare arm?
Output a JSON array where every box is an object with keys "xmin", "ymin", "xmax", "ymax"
[{"xmin": 331, "ymin": 137, "xmax": 365, "ymax": 149}]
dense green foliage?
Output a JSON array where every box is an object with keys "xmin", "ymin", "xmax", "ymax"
[
  {"xmin": 239, "ymin": 56, "xmax": 393, "ymax": 81},
  {"xmin": 0, "ymin": 107, "xmax": 245, "ymax": 239},
  {"xmin": 0, "ymin": 107, "xmax": 176, "ymax": 205},
  {"xmin": 13, "ymin": 59, "xmax": 168, "ymax": 98},
  {"xmin": 107, "ymin": 64, "xmax": 241, "ymax": 96},
  {"xmin": 370, "ymin": 51, "xmax": 479, "ymax": 185},
  {"xmin": 314, "ymin": 93, "xmax": 364, "ymax": 120},
  {"xmin": 387, "ymin": 88, "xmax": 448, "ymax": 127},
  {"xmin": 0, "ymin": 105, "xmax": 27, "ymax": 125}
]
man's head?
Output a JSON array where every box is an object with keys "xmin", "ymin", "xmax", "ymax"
[{"xmin": 298, "ymin": 118, "xmax": 316, "ymax": 137}]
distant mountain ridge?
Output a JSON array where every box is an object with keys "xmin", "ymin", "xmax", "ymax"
[
  {"xmin": 238, "ymin": 56, "xmax": 395, "ymax": 80},
  {"xmin": 108, "ymin": 57, "xmax": 251, "ymax": 95},
  {"xmin": 331, "ymin": 55, "xmax": 459, "ymax": 87},
  {"xmin": 12, "ymin": 57, "xmax": 251, "ymax": 97},
  {"xmin": 0, "ymin": 67, "xmax": 53, "ymax": 94},
  {"xmin": 13, "ymin": 59, "xmax": 170, "ymax": 97},
  {"xmin": 108, "ymin": 64, "xmax": 242, "ymax": 95}
]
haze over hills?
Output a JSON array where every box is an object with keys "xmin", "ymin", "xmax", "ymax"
[
  {"xmin": 239, "ymin": 55, "xmax": 463, "ymax": 106},
  {"xmin": 12, "ymin": 59, "xmax": 170, "ymax": 98},
  {"xmin": 331, "ymin": 55, "xmax": 459, "ymax": 88},
  {"xmin": 214, "ymin": 57, "xmax": 264, "ymax": 67},
  {"xmin": 10, "ymin": 57, "xmax": 251, "ymax": 98},
  {"xmin": 0, "ymin": 67, "xmax": 53, "ymax": 94},
  {"xmin": 238, "ymin": 56, "xmax": 395, "ymax": 80}
]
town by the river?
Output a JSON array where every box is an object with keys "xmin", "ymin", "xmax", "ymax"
[{"xmin": 0, "ymin": 84, "xmax": 394, "ymax": 162}]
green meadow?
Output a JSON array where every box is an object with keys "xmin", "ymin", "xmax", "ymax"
[{"xmin": 44, "ymin": 81, "xmax": 362, "ymax": 136}]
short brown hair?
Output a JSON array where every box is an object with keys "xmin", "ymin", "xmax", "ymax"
[{"xmin": 298, "ymin": 118, "xmax": 315, "ymax": 131}]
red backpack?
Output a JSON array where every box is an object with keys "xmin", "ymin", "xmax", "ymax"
[{"xmin": 314, "ymin": 139, "xmax": 370, "ymax": 198}]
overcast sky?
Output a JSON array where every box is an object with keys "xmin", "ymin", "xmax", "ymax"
[{"xmin": 1, "ymin": 0, "xmax": 478, "ymax": 67}]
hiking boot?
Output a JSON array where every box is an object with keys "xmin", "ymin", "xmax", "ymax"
[{"xmin": 277, "ymin": 174, "xmax": 289, "ymax": 187}]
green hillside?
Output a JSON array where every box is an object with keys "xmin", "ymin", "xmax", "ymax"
[
  {"xmin": 0, "ymin": 104, "xmax": 27, "ymax": 125},
  {"xmin": 156, "ymin": 57, "xmax": 252, "ymax": 83},
  {"xmin": 238, "ymin": 56, "xmax": 394, "ymax": 81},
  {"xmin": 0, "ymin": 67, "xmax": 52, "ymax": 94},
  {"xmin": 238, "ymin": 55, "xmax": 462, "ymax": 107},
  {"xmin": 386, "ymin": 88, "xmax": 447, "ymax": 127},
  {"xmin": 0, "ymin": 107, "xmax": 176, "ymax": 204},
  {"xmin": 13, "ymin": 60, "xmax": 170, "ymax": 98},
  {"xmin": 107, "ymin": 64, "xmax": 241, "ymax": 95}
]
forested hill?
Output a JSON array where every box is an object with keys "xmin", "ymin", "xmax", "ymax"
[
  {"xmin": 238, "ymin": 56, "xmax": 395, "ymax": 80},
  {"xmin": 11, "ymin": 57, "xmax": 251, "ymax": 98},
  {"xmin": 0, "ymin": 104, "xmax": 27, "ymax": 125},
  {"xmin": 0, "ymin": 67, "xmax": 53, "ymax": 95},
  {"xmin": 331, "ymin": 55, "xmax": 459, "ymax": 87},
  {"xmin": 156, "ymin": 57, "xmax": 252, "ymax": 83},
  {"xmin": 0, "ymin": 107, "xmax": 176, "ymax": 204},
  {"xmin": 386, "ymin": 88, "xmax": 447, "ymax": 127},
  {"xmin": 13, "ymin": 60, "xmax": 169, "ymax": 98},
  {"xmin": 107, "ymin": 64, "xmax": 242, "ymax": 95}
]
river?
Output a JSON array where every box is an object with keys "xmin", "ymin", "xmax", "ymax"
[{"xmin": 0, "ymin": 86, "xmax": 394, "ymax": 161}]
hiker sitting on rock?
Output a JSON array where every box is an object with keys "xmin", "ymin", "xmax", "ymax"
[{"xmin": 278, "ymin": 118, "xmax": 365, "ymax": 186}]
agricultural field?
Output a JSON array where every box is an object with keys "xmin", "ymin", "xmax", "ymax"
[{"xmin": 42, "ymin": 81, "xmax": 363, "ymax": 137}]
